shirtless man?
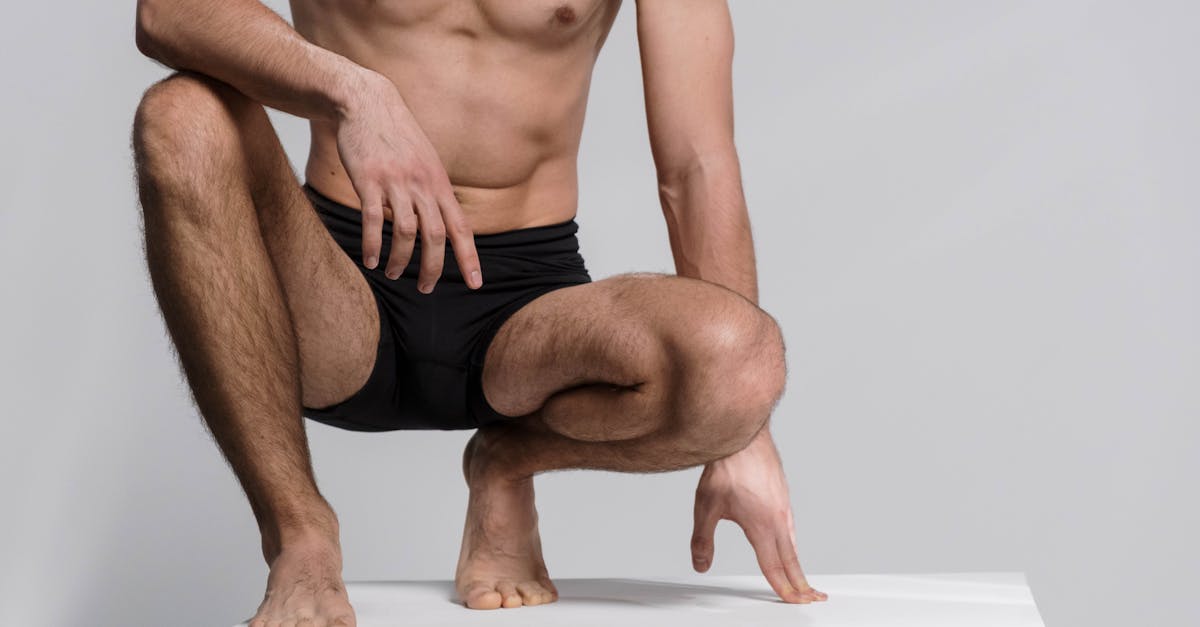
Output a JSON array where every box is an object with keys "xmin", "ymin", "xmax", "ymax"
[{"xmin": 130, "ymin": 0, "xmax": 826, "ymax": 623}]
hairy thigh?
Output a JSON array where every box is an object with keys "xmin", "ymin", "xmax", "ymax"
[
  {"xmin": 480, "ymin": 271, "xmax": 771, "ymax": 421},
  {"xmin": 133, "ymin": 71, "xmax": 379, "ymax": 410}
]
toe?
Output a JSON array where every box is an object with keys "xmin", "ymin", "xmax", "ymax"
[
  {"xmin": 517, "ymin": 581, "xmax": 552, "ymax": 606},
  {"xmin": 463, "ymin": 582, "xmax": 503, "ymax": 610},
  {"xmin": 542, "ymin": 581, "xmax": 560, "ymax": 604},
  {"xmin": 496, "ymin": 581, "xmax": 523, "ymax": 608}
]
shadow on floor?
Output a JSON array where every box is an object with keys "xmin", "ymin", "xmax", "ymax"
[{"xmin": 350, "ymin": 577, "xmax": 784, "ymax": 608}]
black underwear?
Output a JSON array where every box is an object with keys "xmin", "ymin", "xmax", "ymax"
[{"xmin": 300, "ymin": 182, "xmax": 592, "ymax": 431}]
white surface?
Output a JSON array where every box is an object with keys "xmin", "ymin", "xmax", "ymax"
[
  {"xmin": 5, "ymin": 3, "xmax": 1197, "ymax": 627},
  {"xmin": 234, "ymin": 572, "xmax": 1044, "ymax": 626}
]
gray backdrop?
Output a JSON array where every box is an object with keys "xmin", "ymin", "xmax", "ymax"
[{"xmin": 1, "ymin": 1, "xmax": 1196, "ymax": 626}]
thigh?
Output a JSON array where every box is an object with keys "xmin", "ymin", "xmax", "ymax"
[
  {"xmin": 244, "ymin": 121, "xmax": 381, "ymax": 410},
  {"xmin": 479, "ymin": 271, "xmax": 763, "ymax": 422},
  {"xmin": 144, "ymin": 71, "xmax": 381, "ymax": 410}
]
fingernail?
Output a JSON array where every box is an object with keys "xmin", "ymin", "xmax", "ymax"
[
  {"xmin": 470, "ymin": 270, "xmax": 481, "ymax": 288},
  {"xmin": 366, "ymin": 256, "xmax": 378, "ymax": 268}
]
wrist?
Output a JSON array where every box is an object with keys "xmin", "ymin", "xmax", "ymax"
[
  {"xmin": 330, "ymin": 64, "xmax": 378, "ymax": 121},
  {"xmin": 331, "ymin": 65, "xmax": 398, "ymax": 123}
]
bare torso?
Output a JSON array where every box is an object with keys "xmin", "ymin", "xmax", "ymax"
[{"xmin": 290, "ymin": 0, "xmax": 623, "ymax": 233}]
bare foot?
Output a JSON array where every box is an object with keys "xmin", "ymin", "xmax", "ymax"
[
  {"xmin": 455, "ymin": 429, "xmax": 559, "ymax": 609},
  {"xmin": 248, "ymin": 538, "xmax": 356, "ymax": 626}
]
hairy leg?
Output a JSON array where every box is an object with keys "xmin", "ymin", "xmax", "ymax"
[
  {"xmin": 482, "ymin": 271, "xmax": 785, "ymax": 471},
  {"xmin": 132, "ymin": 70, "xmax": 378, "ymax": 626},
  {"xmin": 455, "ymin": 272, "xmax": 786, "ymax": 609}
]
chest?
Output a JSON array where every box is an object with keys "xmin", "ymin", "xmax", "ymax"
[{"xmin": 378, "ymin": 0, "xmax": 620, "ymax": 42}]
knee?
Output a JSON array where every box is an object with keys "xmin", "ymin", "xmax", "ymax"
[
  {"xmin": 674, "ymin": 298, "xmax": 787, "ymax": 457},
  {"xmin": 131, "ymin": 71, "xmax": 246, "ymax": 187}
]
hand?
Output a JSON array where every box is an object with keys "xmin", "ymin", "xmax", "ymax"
[
  {"xmin": 690, "ymin": 429, "xmax": 827, "ymax": 604},
  {"xmin": 334, "ymin": 70, "xmax": 482, "ymax": 293}
]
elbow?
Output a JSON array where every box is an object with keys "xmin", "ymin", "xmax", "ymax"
[
  {"xmin": 655, "ymin": 148, "xmax": 741, "ymax": 199},
  {"xmin": 655, "ymin": 148, "xmax": 743, "ymax": 223}
]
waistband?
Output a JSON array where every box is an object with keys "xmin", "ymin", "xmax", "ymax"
[{"xmin": 303, "ymin": 182, "xmax": 581, "ymax": 253}]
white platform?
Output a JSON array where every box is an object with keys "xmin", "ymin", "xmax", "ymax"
[{"xmin": 235, "ymin": 572, "xmax": 1044, "ymax": 627}]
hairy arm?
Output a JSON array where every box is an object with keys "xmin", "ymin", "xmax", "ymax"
[
  {"xmin": 135, "ymin": 0, "xmax": 372, "ymax": 121},
  {"xmin": 635, "ymin": 0, "xmax": 757, "ymax": 304}
]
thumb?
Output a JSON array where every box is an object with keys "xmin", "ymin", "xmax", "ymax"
[{"xmin": 691, "ymin": 498, "xmax": 721, "ymax": 573}]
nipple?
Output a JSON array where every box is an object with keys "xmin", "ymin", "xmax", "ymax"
[{"xmin": 554, "ymin": 5, "xmax": 577, "ymax": 25}]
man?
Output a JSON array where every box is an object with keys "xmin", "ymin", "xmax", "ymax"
[{"xmin": 130, "ymin": 0, "xmax": 827, "ymax": 623}]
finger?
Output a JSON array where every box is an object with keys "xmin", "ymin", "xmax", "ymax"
[
  {"xmin": 383, "ymin": 187, "xmax": 417, "ymax": 280},
  {"xmin": 355, "ymin": 181, "xmax": 385, "ymax": 269},
  {"xmin": 776, "ymin": 532, "xmax": 824, "ymax": 602},
  {"xmin": 784, "ymin": 508, "xmax": 827, "ymax": 601},
  {"xmin": 438, "ymin": 190, "xmax": 483, "ymax": 289},
  {"xmin": 691, "ymin": 491, "xmax": 722, "ymax": 573},
  {"xmin": 744, "ymin": 524, "xmax": 807, "ymax": 604},
  {"xmin": 412, "ymin": 191, "xmax": 446, "ymax": 294},
  {"xmin": 787, "ymin": 506, "xmax": 798, "ymax": 553},
  {"xmin": 777, "ymin": 504, "xmax": 825, "ymax": 598}
]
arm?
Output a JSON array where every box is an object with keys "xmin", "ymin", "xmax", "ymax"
[
  {"xmin": 636, "ymin": 0, "xmax": 826, "ymax": 605},
  {"xmin": 636, "ymin": 0, "xmax": 757, "ymax": 304},
  {"xmin": 135, "ymin": 0, "xmax": 367, "ymax": 122},
  {"xmin": 135, "ymin": 0, "xmax": 482, "ymax": 287}
]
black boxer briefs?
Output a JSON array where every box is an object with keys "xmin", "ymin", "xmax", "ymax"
[{"xmin": 299, "ymin": 182, "xmax": 592, "ymax": 431}]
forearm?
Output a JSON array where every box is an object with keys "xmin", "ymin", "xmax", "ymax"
[
  {"xmin": 135, "ymin": 0, "xmax": 371, "ymax": 122},
  {"xmin": 658, "ymin": 151, "xmax": 759, "ymax": 305}
]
